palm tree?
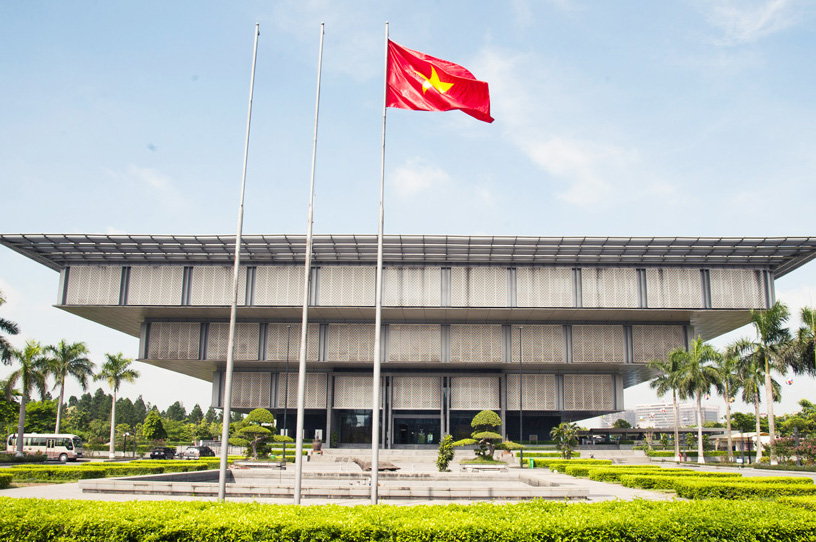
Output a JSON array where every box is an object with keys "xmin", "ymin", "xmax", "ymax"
[
  {"xmin": 788, "ymin": 306, "xmax": 816, "ymax": 378},
  {"xmin": 549, "ymin": 422, "xmax": 579, "ymax": 459},
  {"xmin": 736, "ymin": 338, "xmax": 780, "ymax": 463},
  {"xmin": 648, "ymin": 348, "xmax": 687, "ymax": 462},
  {"xmin": 750, "ymin": 301, "xmax": 791, "ymax": 463},
  {"xmin": 5, "ymin": 341, "xmax": 48, "ymax": 456},
  {"xmin": 676, "ymin": 337, "xmax": 719, "ymax": 464},
  {"xmin": 0, "ymin": 290, "xmax": 20, "ymax": 364},
  {"xmin": 44, "ymin": 340, "xmax": 94, "ymax": 433},
  {"xmin": 96, "ymin": 353, "xmax": 138, "ymax": 459},
  {"xmin": 714, "ymin": 343, "xmax": 743, "ymax": 462}
]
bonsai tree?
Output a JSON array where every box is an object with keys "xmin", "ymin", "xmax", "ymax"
[
  {"xmin": 471, "ymin": 410, "xmax": 504, "ymax": 459},
  {"xmin": 550, "ymin": 422, "xmax": 579, "ymax": 459},
  {"xmin": 230, "ymin": 408, "xmax": 277, "ymax": 459}
]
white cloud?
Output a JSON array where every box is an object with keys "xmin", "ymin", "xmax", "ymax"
[
  {"xmin": 106, "ymin": 165, "xmax": 186, "ymax": 212},
  {"xmin": 695, "ymin": 0, "xmax": 812, "ymax": 45},
  {"xmin": 390, "ymin": 158, "xmax": 451, "ymax": 197}
]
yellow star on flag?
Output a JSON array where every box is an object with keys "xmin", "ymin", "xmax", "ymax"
[{"xmin": 414, "ymin": 66, "xmax": 454, "ymax": 94}]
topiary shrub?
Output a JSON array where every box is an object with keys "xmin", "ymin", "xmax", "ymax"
[
  {"xmin": 470, "ymin": 410, "xmax": 504, "ymax": 460},
  {"xmin": 0, "ymin": 473, "xmax": 11, "ymax": 489},
  {"xmin": 436, "ymin": 435, "xmax": 455, "ymax": 472}
]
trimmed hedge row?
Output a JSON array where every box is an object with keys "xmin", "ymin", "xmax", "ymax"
[
  {"xmin": 515, "ymin": 452, "xmax": 581, "ymax": 458},
  {"xmin": 2, "ymin": 498, "xmax": 816, "ymax": 541},
  {"xmin": 588, "ymin": 468, "xmax": 699, "ymax": 482},
  {"xmin": 564, "ymin": 464, "xmax": 661, "ymax": 477},
  {"xmin": 619, "ymin": 473, "xmax": 773, "ymax": 491},
  {"xmin": 535, "ymin": 459, "xmax": 613, "ymax": 471},
  {"xmin": 0, "ymin": 473, "xmax": 10, "ymax": 489},
  {"xmin": 779, "ymin": 496, "xmax": 816, "ymax": 510},
  {"xmin": 8, "ymin": 467, "xmax": 107, "ymax": 481},
  {"xmin": 673, "ymin": 479, "xmax": 816, "ymax": 500}
]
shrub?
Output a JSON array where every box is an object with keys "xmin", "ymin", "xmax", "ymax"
[
  {"xmin": 0, "ymin": 452, "xmax": 46, "ymax": 464},
  {"xmin": 0, "ymin": 473, "xmax": 10, "ymax": 489},
  {"xmin": 532, "ymin": 458, "xmax": 612, "ymax": 471},
  {"xmin": 778, "ymin": 496, "xmax": 816, "ymax": 510},
  {"xmin": 619, "ymin": 473, "xmax": 745, "ymax": 490},
  {"xmin": 515, "ymin": 451, "xmax": 580, "ymax": 458},
  {"xmin": 753, "ymin": 463, "xmax": 816, "ymax": 472},
  {"xmin": 673, "ymin": 479, "xmax": 816, "ymax": 500},
  {"xmin": 588, "ymin": 468, "xmax": 695, "ymax": 482},
  {"xmin": 8, "ymin": 467, "xmax": 106, "ymax": 482},
  {"xmin": 436, "ymin": 435, "xmax": 455, "ymax": 472},
  {"xmin": 0, "ymin": 498, "xmax": 816, "ymax": 540}
]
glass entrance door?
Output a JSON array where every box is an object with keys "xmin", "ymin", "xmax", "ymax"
[{"xmin": 394, "ymin": 417, "xmax": 440, "ymax": 445}]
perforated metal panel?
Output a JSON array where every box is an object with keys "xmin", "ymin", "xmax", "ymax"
[
  {"xmin": 220, "ymin": 371, "xmax": 271, "ymax": 408},
  {"xmin": 326, "ymin": 324, "xmax": 376, "ymax": 362},
  {"xmin": 255, "ymin": 266, "xmax": 304, "ymax": 306},
  {"xmin": 516, "ymin": 267, "xmax": 573, "ymax": 307},
  {"xmin": 388, "ymin": 324, "xmax": 441, "ymax": 362},
  {"xmin": 512, "ymin": 326, "xmax": 564, "ymax": 363},
  {"xmin": 572, "ymin": 325, "xmax": 625, "ymax": 363},
  {"xmin": 206, "ymin": 323, "xmax": 259, "ymax": 360},
  {"xmin": 450, "ymin": 324, "xmax": 503, "ymax": 363},
  {"xmin": 318, "ymin": 266, "xmax": 375, "ymax": 306},
  {"xmin": 451, "ymin": 267, "xmax": 507, "ymax": 307},
  {"xmin": 64, "ymin": 266, "xmax": 120, "ymax": 305},
  {"xmin": 383, "ymin": 267, "xmax": 441, "ymax": 306},
  {"xmin": 189, "ymin": 266, "xmax": 247, "ymax": 306},
  {"xmin": 450, "ymin": 376, "xmax": 500, "ymax": 410},
  {"xmin": 645, "ymin": 268, "xmax": 703, "ymax": 308},
  {"xmin": 266, "ymin": 323, "xmax": 319, "ymax": 361},
  {"xmin": 506, "ymin": 374, "xmax": 557, "ymax": 410},
  {"xmin": 147, "ymin": 322, "xmax": 200, "ymax": 360},
  {"xmin": 709, "ymin": 268, "xmax": 764, "ymax": 309},
  {"xmin": 333, "ymin": 375, "xmax": 382, "ymax": 409},
  {"xmin": 632, "ymin": 325, "xmax": 686, "ymax": 364},
  {"xmin": 276, "ymin": 372, "xmax": 327, "ymax": 408},
  {"xmin": 563, "ymin": 374, "xmax": 614, "ymax": 410},
  {"xmin": 392, "ymin": 376, "xmax": 441, "ymax": 409},
  {"xmin": 581, "ymin": 268, "xmax": 638, "ymax": 308},
  {"xmin": 128, "ymin": 266, "xmax": 184, "ymax": 305}
]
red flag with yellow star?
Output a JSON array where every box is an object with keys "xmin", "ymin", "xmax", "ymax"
[{"xmin": 386, "ymin": 40, "xmax": 493, "ymax": 123}]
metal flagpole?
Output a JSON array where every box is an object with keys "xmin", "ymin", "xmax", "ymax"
[
  {"xmin": 218, "ymin": 22, "xmax": 260, "ymax": 502},
  {"xmin": 370, "ymin": 20, "xmax": 389, "ymax": 505},
  {"xmin": 293, "ymin": 22, "xmax": 325, "ymax": 505}
]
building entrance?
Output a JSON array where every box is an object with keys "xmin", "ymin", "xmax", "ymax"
[{"xmin": 393, "ymin": 416, "xmax": 440, "ymax": 446}]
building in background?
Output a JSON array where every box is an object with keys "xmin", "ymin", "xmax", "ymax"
[
  {"xmin": 2, "ymin": 234, "xmax": 814, "ymax": 447},
  {"xmin": 600, "ymin": 402, "xmax": 720, "ymax": 429}
]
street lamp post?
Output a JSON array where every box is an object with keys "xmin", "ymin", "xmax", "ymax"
[
  {"xmin": 283, "ymin": 325, "xmax": 291, "ymax": 467},
  {"xmin": 123, "ymin": 432, "xmax": 129, "ymax": 458},
  {"xmin": 518, "ymin": 326, "xmax": 524, "ymax": 468}
]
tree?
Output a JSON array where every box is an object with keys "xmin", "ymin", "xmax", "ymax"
[
  {"xmin": 736, "ymin": 341, "xmax": 780, "ymax": 463},
  {"xmin": 676, "ymin": 337, "xmax": 719, "ymax": 464},
  {"xmin": 470, "ymin": 410, "xmax": 503, "ymax": 459},
  {"xmin": 611, "ymin": 418, "xmax": 631, "ymax": 429},
  {"xmin": 714, "ymin": 342, "xmax": 743, "ymax": 462},
  {"xmin": 0, "ymin": 290, "xmax": 20, "ymax": 364},
  {"xmin": 142, "ymin": 409, "xmax": 167, "ymax": 442},
  {"xmin": 96, "ymin": 353, "xmax": 138, "ymax": 459},
  {"xmin": 550, "ymin": 422, "xmax": 579, "ymax": 459},
  {"xmin": 24, "ymin": 400, "xmax": 57, "ymax": 433},
  {"xmin": 43, "ymin": 340, "xmax": 94, "ymax": 434},
  {"xmin": 230, "ymin": 408, "xmax": 277, "ymax": 459},
  {"xmin": 165, "ymin": 401, "xmax": 186, "ymax": 422},
  {"xmin": 5, "ymin": 341, "xmax": 48, "ymax": 455},
  {"xmin": 648, "ymin": 348, "xmax": 687, "ymax": 462},
  {"xmin": 436, "ymin": 434, "xmax": 455, "ymax": 472},
  {"xmin": 187, "ymin": 404, "xmax": 204, "ymax": 424},
  {"xmin": 750, "ymin": 301, "xmax": 791, "ymax": 463}
]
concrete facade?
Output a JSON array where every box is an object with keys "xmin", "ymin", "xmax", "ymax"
[{"xmin": 3, "ymin": 234, "xmax": 815, "ymax": 448}]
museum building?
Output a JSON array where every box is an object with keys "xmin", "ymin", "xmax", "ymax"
[{"xmin": 3, "ymin": 233, "xmax": 815, "ymax": 448}]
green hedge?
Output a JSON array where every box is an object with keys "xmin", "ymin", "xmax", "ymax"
[
  {"xmin": 0, "ymin": 452, "xmax": 46, "ymax": 464},
  {"xmin": 753, "ymin": 463, "xmax": 816, "ymax": 473},
  {"xmin": 778, "ymin": 496, "xmax": 816, "ymax": 510},
  {"xmin": 533, "ymin": 459, "xmax": 612, "ymax": 471},
  {"xmin": 2, "ymin": 498, "xmax": 816, "ymax": 541},
  {"xmin": 514, "ymin": 452, "xmax": 580, "ymax": 458},
  {"xmin": 0, "ymin": 473, "xmax": 10, "ymax": 489},
  {"xmin": 673, "ymin": 479, "xmax": 816, "ymax": 500},
  {"xmin": 588, "ymin": 467, "xmax": 702, "ymax": 482},
  {"xmin": 8, "ymin": 467, "xmax": 107, "ymax": 482},
  {"xmin": 648, "ymin": 450, "xmax": 730, "ymax": 457},
  {"xmin": 619, "ymin": 473, "xmax": 752, "ymax": 490},
  {"xmin": 564, "ymin": 464, "xmax": 661, "ymax": 477}
]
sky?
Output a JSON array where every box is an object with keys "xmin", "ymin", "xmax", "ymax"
[{"xmin": 1, "ymin": 0, "xmax": 815, "ymax": 422}]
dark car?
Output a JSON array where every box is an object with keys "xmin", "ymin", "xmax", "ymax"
[
  {"xmin": 149, "ymin": 446, "xmax": 177, "ymax": 460},
  {"xmin": 182, "ymin": 445, "xmax": 215, "ymax": 459}
]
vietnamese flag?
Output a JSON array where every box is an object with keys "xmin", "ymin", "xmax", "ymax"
[{"xmin": 386, "ymin": 40, "xmax": 493, "ymax": 123}]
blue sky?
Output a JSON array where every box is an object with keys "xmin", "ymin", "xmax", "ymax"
[{"xmin": 1, "ymin": 1, "xmax": 815, "ymax": 421}]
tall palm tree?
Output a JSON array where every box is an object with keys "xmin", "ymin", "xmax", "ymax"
[
  {"xmin": 714, "ymin": 343, "xmax": 744, "ymax": 462},
  {"xmin": 5, "ymin": 341, "xmax": 47, "ymax": 456},
  {"xmin": 750, "ymin": 301, "xmax": 791, "ymax": 463},
  {"xmin": 736, "ymin": 338, "xmax": 780, "ymax": 463},
  {"xmin": 648, "ymin": 348, "xmax": 687, "ymax": 462},
  {"xmin": 0, "ymin": 290, "xmax": 20, "ymax": 364},
  {"xmin": 676, "ymin": 337, "xmax": 719, "ymax": 464},
  {"xmin": 96, "ymin": 353, "xmax": 138, "ymax": 459},
  {"xmin": 788, "ymin": 306, "xmax": 816, "ymax": 378},
  {"xmin": 44, "ymin": 340, "xmax": 94, "ymax": 433}
]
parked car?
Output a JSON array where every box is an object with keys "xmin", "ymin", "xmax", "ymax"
[
  {"xmin": 183, "ymin": 445, "xmax": 215, "ymax": 459},
  {"xmin": 149, "ymin": 446, "xmax": 177, "ymax": 460}
]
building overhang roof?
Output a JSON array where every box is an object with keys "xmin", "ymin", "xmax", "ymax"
[{"xmin": 3, "ymin": 234, "xmax": 816, "ymax": 276}]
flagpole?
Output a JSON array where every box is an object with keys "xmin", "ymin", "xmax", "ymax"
[
  {"xmin": 293, "ymin": 22, "xmax": 325, "ymax": 505},
  {"xmin": 218, "ymin": 22, "xmax": 260, "ymax": 502},
  {"xmin": 370, "ymin": 20, "xmax": 389, "ymax": 505}
]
